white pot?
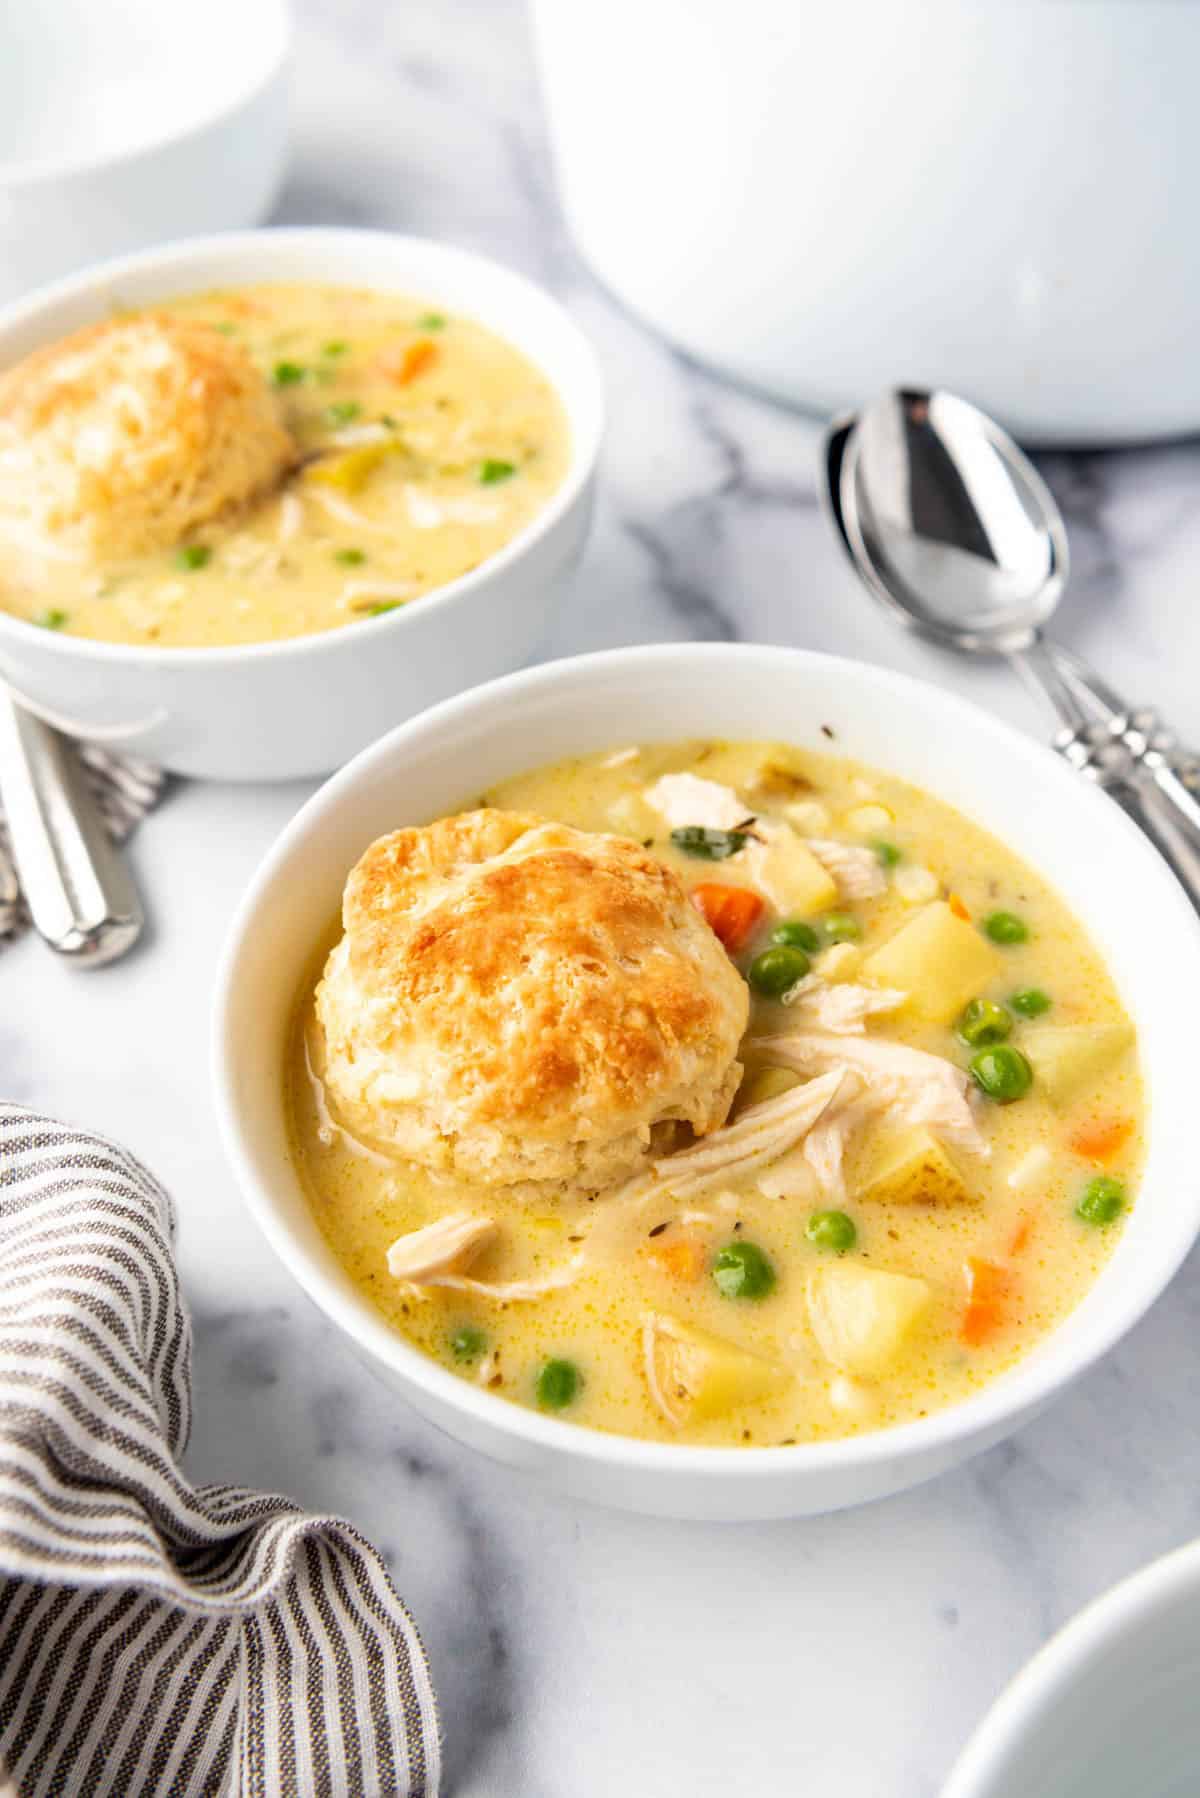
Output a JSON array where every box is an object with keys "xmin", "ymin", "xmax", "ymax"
[
  {"xmin": 533, "ymin": 0, "xmax": 1200, "ymax": 445},
  {"xmin": 215, "ymin": 644, "xmax": 1200, "ymax": 1520},
  {"xmin": 0, "ymin": 230, "xmax": 603, "ymax": 781}
]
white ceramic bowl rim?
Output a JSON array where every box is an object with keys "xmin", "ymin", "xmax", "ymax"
[
  {"xmin": 944, "ymin": 1535, "xmax": 1200, "ymax": 1796},
  {"xmin": 214, "ymin": 644, "xmax": 1200, "ymax": 1481},
  {"xmin": 0, "ymin": 4, "xmax": 291, "ymax": 185},
  {"xmin": 0, "ymin": 227, "xmax": 603, "ymax": 663}
]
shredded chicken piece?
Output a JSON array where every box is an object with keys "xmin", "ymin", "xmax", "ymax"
[
  {"xmin": 385, "ymin": 1211, "xmax": 581, "ymax": 1300},
  {"xmin": 277, "ymin": 490, "xmax": 303, "ymax": 543},
  {"xmin": 429, "ymin": 1261, "xmax": 582, "ymax": 1302},
  {"xmin": 642, "ymin": 773, "xmax": 749, "ymax": 832},
  {"xmin": 303, "ymin": 1034, "xmax": 394, "ymax": 1167},
  {"xmin": 386, "ymin": 1213, "xmax": 498, "ymax": 1281},
  {"xmin": 600, "ymin": 746, "xmax": 640, "ymax": 769},
  {"xmin": 756, "ymin": 1145, "xmax": 819, "ymax": 1203},
  {"xmin": 1007, "ymin": 1143, "xmax": 1052, "ymax": 1190},
  {"xmin": 802, "ymin": 1097, "xmax": 873, "ymax": 1202},
  {"xmin": 751, "ymin": 1032, "xmax": 987, "ymax": 1155},
  {"xmin": 615, "ymin": 1068, "xmax": 851, "ymax": 1205},
  {"xmin": 805, "ymin": 839, "xmax": 888, "ymax": 901},
  {"xmin": 782, "ymin": 975, "xmax": 907, "ymax": 1033}
]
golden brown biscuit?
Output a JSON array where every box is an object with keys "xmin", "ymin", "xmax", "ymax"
[
  {"xmin": 0, "ymin": 312, "xmax": 295, "ymax": 561},
  {"xmin": 314, "ymin": 810, "xmax": 749, "ymax": 1195}
]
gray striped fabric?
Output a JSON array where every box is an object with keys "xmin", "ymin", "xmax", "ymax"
[
  {"xmin": 0, "ymin": 1107, "xmax": 441, "ymax": 1796},
  {"xmin": 0, "ymin": 744, "xmax": 165, "ymax": 947}
]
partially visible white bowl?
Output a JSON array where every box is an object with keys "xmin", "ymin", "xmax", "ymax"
[
  {"xmin": 945, "ymin": 1538, "xmax": 1200, "ymax": 1798},
  {"xmin": 0, "ymin": 229, "xmax": 603, "ymax": 780},
  {"xmin": 0, "ymin": 0, "xmax": 290, "ymax": 304},
  {"xmin": 214, "ymin": 644, "xmax": 1200, "ymax": 1520}
]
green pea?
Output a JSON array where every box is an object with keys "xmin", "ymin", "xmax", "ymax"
[
  {"xmin": 771, "ymin": 918, "xmax": 821, "ymax": 952},
  {"xmin": 325, "ymin": 400, "xmax": 362, "ymax": 426},
  {"xmin": 670, "ymin": 825, "xmax": 748, "ymax": 861},
  {"xmin": 33, "ymin": 607, "xmax": 68, "ymax": 630},
  {"xmin": 322, "ymin": 339, "xmax": 349, "ymax": 356},
  {"xmin": 1076, "ymin": 1175, "xmax": 1126, "ymax": 1227},
  {"xmin": 984, "ymin": 910, "xmax": 1028, "ymax": 945},
  {"xmin": 969, "ymin": 1043, "xmax": 1033, "ymax": 1102},
  {"xmin": 479, "ymin": 458, "xmax": 517, "ymax": 485},
  {"xmin": 712, "ymin": 1240, "xmax": 777, "ymax": 1300},
  {"xmin": 536, "ymin": 1358, "xmax": 582, "ymax": 1409},
  {"xmin": 872, "ymin": 840, "xmax": 902, "ymax": 867},
  {"xmin": 1010, "ymin": 987, "xmax": 1051, "ymax": 1018},
  {"xmin": 449, "ymin": 1325, "xmax": 486, "ymax": 1363},
  {"xmin": 367, "ymin": 601, "xmax": 403, "ymax": 617},
  {"xmin": 175, "ymin": 544, "xmax": 211, "ymax": 570},
  {"xmin": 806, "ymin": 1210, "xmax": 857, "ymax": 1254},
  {"xmin": 334, "ymin": 547, "xmax": 367, "ymax": 566},
  {"xmin": 747, "ymin": 944, "xmax": 810, "ymax": 998},
  {"xmin": 271, "ymin": 360, "xmax": 306, "ymax": 387},
  {"xmin": 213, "ymin": 321, "xmax": 238, "ymax": 335},
  {"xmin": 417, "ymin": 312, "xmax": 447, "ymax": 331},
  {"xmin": 821, "ymin": 912, "xmax": 862, "ymax": 944},
  {"xmin": 956, "ymin": 998, "xmax": 1013, "ymax": 1048}
]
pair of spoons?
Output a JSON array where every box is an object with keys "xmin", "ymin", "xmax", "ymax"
[{"xmin": 823, "ymin": 390, "xmax": 1200, "ymax": 913}]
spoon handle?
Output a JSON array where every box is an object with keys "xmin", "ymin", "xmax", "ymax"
[
  {"xmin": 0, "ymin": 687, "xmax": 144, "ymax": 964},
  {"xmin": 1006, "ymin": 637, "xmax": 1092, "ymax": 734}
]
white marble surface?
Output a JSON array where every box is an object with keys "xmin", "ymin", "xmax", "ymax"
[{"xmin": 11, "ymin": 5, "xmax": 1200, "ymax": 1793}]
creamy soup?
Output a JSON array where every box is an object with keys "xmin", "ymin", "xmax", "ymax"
[
  {"xmin": 287, "ymin": 740, "xmax": 1142, "ymax": 1448},
  {"xmin": 0, "ymin": 283, "xmax": 569, "ymax": 646}
]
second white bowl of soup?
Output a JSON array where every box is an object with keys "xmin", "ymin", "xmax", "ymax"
[
  {"xmin": 215, "ymin": 646, "xmax": 1200, "ymax": 1519},
  {"xmin": 0, "ymin": 230, "xmax": 602, "ymax": 779}
]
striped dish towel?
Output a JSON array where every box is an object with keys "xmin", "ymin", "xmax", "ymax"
[
  {"xmin": 0, "ymin": 1107, "xmax": 441, "ymax": 1796},
  {"xmin": 0, "ymin": 745, "xmax": 164, "ymax": 948}
]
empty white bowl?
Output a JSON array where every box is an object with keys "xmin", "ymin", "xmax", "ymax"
[
  {"xmin": 0, "ymin": 0, "xmax": 290, "ymax": 304},
  {"xmin": 945, "ymin": 1538, "xmax": 1200, "ymax": 1798},
  {"xmin": 214, "ymin": 644, "xmax": 1200, "ymax": 1519},
  {"xmin": 0, "ymin": 229, "xmax": 604, "ymax": 779}
]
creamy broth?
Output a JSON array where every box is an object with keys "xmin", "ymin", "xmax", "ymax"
[
  {"xmin": 287, "ymin": 740, "xmax": 1142, "ymax": 1447},
  {"xmin": 2, "ymin": 283, "xmax": 569, "ymax": 646}
]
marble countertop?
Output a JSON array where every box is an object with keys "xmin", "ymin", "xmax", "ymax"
[{"xmin": 11, "ymin": 5, "xmax": 1200, "ymax": 1793}]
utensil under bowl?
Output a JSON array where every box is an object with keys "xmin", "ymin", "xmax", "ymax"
[
  {"xmin": 945, "ymin": 1537, "xmax": 1200, "ymax": 1798},
  {"xmin": 213, "ymin": 644, "xmax": 1200, "ymax": 1519},
  {"xmin": 0, "ymin": 230, "xmax": 604, "ymax": 780}
]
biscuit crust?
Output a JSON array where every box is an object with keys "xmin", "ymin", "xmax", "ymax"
[
  {"xmin": 315, "ymin": 811, "xmax": 749, "ymax": 1194},
  {"xmin": 0, "ymin": 312, "xmax": 296, "ymax": 561}
]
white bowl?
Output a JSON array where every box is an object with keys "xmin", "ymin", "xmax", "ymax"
[
  {"xmin": 0, "ymin": 230, "xmax": 603, "ymax": 780},
  {"xmin": 214, "ymin": 644, "xmax": 1200, "ymax": 1520},
  {"xmin": 945, "ymin": 1537, "xmax": 1200, "ymax": 1797},
  {"xmin": 0, "ymin": 0, "xmax": 289, "ymax": 305}
]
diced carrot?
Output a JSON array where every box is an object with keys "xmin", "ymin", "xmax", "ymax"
[
  {"xmin": 380, "ymin": 338, "xmax": 439, "ymax": 385},
  {"xmin": 948, "ymin": 893, "xmax": 971, "ymax": 922},
  {"xmin": 1006, "ymin": 1216, "xmax": 1034, "ymax": 1257},
  {"xmin": 690, "ymin": 883, "xmax": 765, "ymax": 954},
  {"xmin": 961, "ymin": 1256, "xmax": 1013, "ymax": 1346},
  {"xmin": 1069, "ymin": 1117, "xmax": 1133, "ymax": 1165},
  {"xmin": 642, "ymin": 1235, "xmax": 706, "ymax": 1282}
]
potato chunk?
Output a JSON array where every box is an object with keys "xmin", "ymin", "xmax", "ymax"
[
  {"xmin": 862, "ymin": 901, "xmax": 1003, "ymax": 1022},
  {"xmin": 754, "ymin": 830, "xmax": 838, "ymax": 914},
  {"xmin": 806, "ymin": 1263, "xmax": 932, "ymax": 1377},
  {"xmin": 856, "ymin": 1126, "xmax": 973, "ymax": 1207},
  {"xmin": 1020, "ymin": 1022, "xmax": 1134, "ymax": 1105},
  {"xmin": 642, "ymin": 1314, "xmax": 789, "ymax": 1427}
]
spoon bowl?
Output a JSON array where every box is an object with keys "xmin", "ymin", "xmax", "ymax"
[{"xmin": 839, "ymin": 389, "xmax": 1068, "ymax": 654}]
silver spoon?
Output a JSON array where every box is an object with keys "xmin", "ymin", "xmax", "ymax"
[
  {"xmin": 0, "ymin": 689, "xmax": 143, "ymax": 965},
  {"xmin": 823, "ymin": 388, "xmax": 1200, "ymax": 907}
]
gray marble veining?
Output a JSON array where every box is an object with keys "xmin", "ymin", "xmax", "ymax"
[{"xmin": 6, "ymin": 3, "xmax": 1200, "ymax": 1793}]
